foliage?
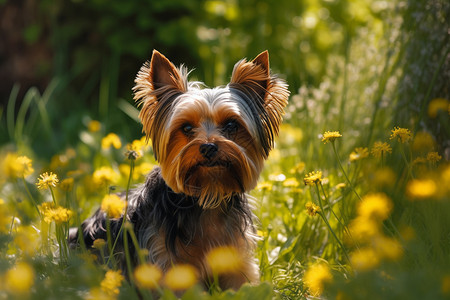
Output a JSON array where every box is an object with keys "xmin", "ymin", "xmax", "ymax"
[{"xmin": 0, "ymin": 0, "xmax": 449, "ymax": 299}]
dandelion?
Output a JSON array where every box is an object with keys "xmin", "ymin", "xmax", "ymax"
[
  {"xmin": 406, "ymin": 179, "xmax": 437, "ymax": 199},
  {"xmin": 85, "ymin": 287, "xmax": 111, "ymax": 300},
  {"xmin": 5, "ymin": 262, "xmax": 35, "ymax": 295},
  {"xmin": 349, "ymin": 147, "xmax": 369, "ymax": 162},
  {"xmin": 101, "ymin": 133, "xmax": 122, "ymax": 150},
  {"xmin": 426, "ymin": 151, "xmax": 442, "ymax": 163},
  {"xmin": 390, "ymin": 127, "xmax": 412, "ymax": 143},
  {"xmin": 305, "ymin": 201, "xmax": 321, "ymax": 216},
  {"xmin": 100, "ymin": 270, "xmax": 124, "ymax": 297},
  {"xmin": 371, "ymin": 141, "xmax": 392, "ymax": 158},
  {"xmin": 88, "ymin": 120, "xmax": 101, "ymax": 132},
  {"xmin": 256, "ymin": 181, "xmax": 273, "ymax": 191},
  {"xmin": 60, "ymin": 177, "xmax": 74, "ymax": 192},
  {"xmin": 164, "ymin": 264, "xmax": 198, "ymax": 291},
  {"xmin": 134, "ymin": 264, "xmax": 162, "ymax": 289},
  {"xmin": 36, "ymin": 172, "xmax": 59, "ymax": 190},
  {"xmin": 206, "ymin": 246, "xmax": 242, "ymax": 274},
  {"xmin": 321, "ymin": 131, "xmax": 342, "ymax": 144},
  {"xmin": 3, "ymin": 153, "xmax": 34, "ymax": 178},
  {"xmin": 283, "ymin": 177, "xmax": 300, "ymax": 188},
  {"xmin": 39, "ymin": 203, "xmax": 73, "ymax": 224},
  {"xmin": 101, "ymin": 194, "xmax": 126, "ymax": 219},
  {"xmin": 92, "ymin": 167, "xmax": 119, "ymax": 188},
  {"xmin": 303, "ymin": 171, "xmax": 323, "ymax": 186},
  {"xmin": 350, "ymin": 248, "xmax": 380, "ymax": 272},
  {"xmin": 303, "ymin": 263, "xmax": 333, "ymax": 296},
  {"xmin": 93, "ymin": 239, "xmax": 107, "ymax": 250},
  {"xmin": 428, "ymin": 98, "xmax": 449, "ymax": 118},
  {"xmin": 357, "ymin": 193, "xmax": 393, "ymax": 221}
]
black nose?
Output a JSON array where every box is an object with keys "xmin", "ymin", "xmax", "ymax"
[{"xmin": 199, "ymin": 143, "xmax": 218, "ymax": 159}]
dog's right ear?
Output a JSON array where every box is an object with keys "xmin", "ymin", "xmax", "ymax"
[{"xmin": 133, "ymin": 50, "xmax": 188, "ymax": 142}]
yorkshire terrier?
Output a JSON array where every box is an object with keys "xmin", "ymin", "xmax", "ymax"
[{"xmin": 69, "ymin": 50, "xmax": 289, "ymax": 290}]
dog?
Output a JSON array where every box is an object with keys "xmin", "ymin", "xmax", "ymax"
[{"xmin": 69, "ymin": 50, "xmax": 289, "ymax": 290}]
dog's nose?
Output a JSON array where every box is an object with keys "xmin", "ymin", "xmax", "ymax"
[{"xmin": 199, "ymin": 143, "xmax": 218, "ymax": 159}]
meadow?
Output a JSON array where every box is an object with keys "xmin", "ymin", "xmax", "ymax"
[{"xmin": 0, "ymin": 0, "xmax": 449, "ymax": 299}]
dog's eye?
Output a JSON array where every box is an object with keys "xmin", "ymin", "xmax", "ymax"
[
  {"xmin": 222, "ymin": 120, "xmax": 239, "ymax": 136},
  {"xmin": 182, "ymin": 123, "xmax": 194, "ymax": 135}
]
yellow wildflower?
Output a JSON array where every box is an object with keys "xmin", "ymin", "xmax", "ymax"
[
  {"xmin": 3, "ymin": 153, "xmax": 34, "ymax": 178},
  {"xmin": 426, "ymin": 151, "xmax": 442, "ymax": 163},
  {"xmin": 412, "ymin": 157, "xmax": 427, "ymax": 165},
  {"xmin": 60, "ymin": 177, "xmax": 74, "ymax": 192},
  {"xmin": 36, "ymin": 172, "xmax": 59, "ymax": 190},
  {"xmin": 101, "ymin": 133, "xmax": 122, "ymax": 150},
  {"xmin": 206, "ymin": 246, "xmax": 242, "ymax": 274},
  {"xmin": 349, "ymin": 147, "xmax": 369, "ymax": 162},
  {"xmin": 371, "ymin": 141, "xmax": 392, "ymax": 158},
  {"xmin": 305, "ymin": 202, "xmax": 321, "ymax": 216},
  {"xmin": 428, "ymin": 98, "xmax": 449, "ymax": 118},
  {"xmin": 0, "ymin": 199, "xmax": 11, "ymax": 233},
  {"xmin": 39, "ymin": 202, "xmax": 73, "ymax": 224},
  {"xmin": 373, "ymin": 167, "xmax": 396, "ymax": 188},
  {"xmin": 100, "ymin": 270, "xmax": 124, "ymax": 297},
  {"xmin": 256, "ymin": 181, "xmax": 273, "ymax": 191},
  {"xmin": 85, "ymin": 287, "xmax": 111, "ymax": 300},
  {"xmin": 14, "ymin": 225, "xmax": 40, "ymax": 256},
  {"xmin": 92, "ymin": 239, "xmax": 107, "ymax": 250},
  {"xmin": 5, "ymin": 262, "xmax": 35, "ymax": 295},
  {"xmin": 321, "ymin": 131, "xmax": 342, "ymax": 144},
  {"xmin": 283, "ymin": 177, "xmax": 300, "ymax": 188},
  {"xmin": 390, "ymin": 127, "xmax": 412, "ymax": 143},
  {"xmin": 88, "ymin": 120, "xmax": 101, "ymax": 132},
  {"xmin": 303, "ymin": 263, "xmax": 333, "ymax": 296},
  {"xmin": 134, "ymin": 264, "xmax": 162, "ymax": 289},
  {"xmin": 101, "ymin": 194, "xmax": 126, "ymax": 219},
  {"xmin": 92, "ymin": 167, "xmax": 119, "ymax": 188},
  {"xmin": 412, "ymin": 131, "xmax": 435, "ymax": 153},
  {"xmin": 373, "ymin": 236, "xmax": 403, "ymax": 261},
  {"xmin": 357, "ymin": 193, "xmax": 393, "ymax": 221},
  {"xmin": 348, "ymin": 216, "xmax": 380, "ymax": 243},
  {"xmin": 290, "ymin": 162, "xmax": 305, "ymax": 174},
  {"xmin": 164, "ymin": 264, "xmax": 198, "ymax": 291},
  {"xmin": 350, "ymin": 248, "xmax": 380, "ymax": 272},
  {"xmin": 303, "ymin": 171, "xmax": 323, "ymax": 186},
  {"xmin": 442, "ymin": 275, "xmax": 450, "ymax": 295},
  {"xmin": 406, "ymin": 179, "xmax": 437, "ymax": 200}
]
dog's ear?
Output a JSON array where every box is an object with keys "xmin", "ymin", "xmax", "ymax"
[
  {"xmin": 229, "ymin": 51, "xmax": 290, "ymax": 155},
  {"xmin": 133, "ymin": 50, "xmax": 188, "ymax": 141}
]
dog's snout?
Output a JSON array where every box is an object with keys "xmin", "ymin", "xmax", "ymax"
[{"xmin": 199, "ymin": 143, "xmax": 218, "ymax": 159}]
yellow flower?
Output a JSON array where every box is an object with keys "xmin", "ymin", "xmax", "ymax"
[
  {"xmin": 134, "ymin": 264, "xmax": 162, "ymax": 289},
  {"xmin": 5, "ymin": 262, "xmax": 35, "ymax": 295},
  {"xmin": 0, "ymin": 199, "xmax": 11, "ymax": 233},
  {"xmin": 305, "ymin": 202, "xmax": 321, "ymax": 216},
  {"xmin": 406, "ymin": 179, "xmax": 437, "ymax": 200},
  {"xmin": 85, "ymin": 287, "xmax": 112, "ymax": 300},
  {"xmin": 348, "ymin": 216, "xmax": 380, "ymax": 243},
  {"xmin": 14, "ymin": 225, "xmax": 40, "ymax": 256},
  {"xmin": 303, "ymin": 171, "xmax": 323, "ymax": 186},
  {"xmin": 101, "ymin": 194, "xmax": 126, "ymax": 219},
  {"xmin": 206, "ymin": 246, "xmax": 242, "ymax": 274},
  {"xmin": 88, "ymin": 120, "xmax": 101, "ymax": 132},
  {"xmin": 373, "ymin": 167, "xmax": 396, "ymax": 187},
  {"xmin": 349, "ymin": 147, "xmax": 369, "ymax": 162},
  {"xmin": 321, "ymin": 131, "xmax": 342, "ymax": 144},
  {"xmin": 164, "ymin": 264, "xmax": 198, "ymax": 291},
  {"xmin": 102, "ymin": 133, "xmax": 122, "ymax": 150},
  {"xmin": 2, "ymin": 153, "xmax": 34, "ymax": 179},
  {"xmin": 290, "ymin": 162, "xmax": 305, "ymax": 174},
  {"xmin": 426, "ymin": 151, "xmax": 442, "ymax": 163},
  {"xmin": 92, "ymin": 239, "xmax": 107, "ymax": 250},
  {"xmin": 357, "ymin": 193, "xmax": 393, "ymax": 221},
  {"xmin": 371, "ymin": 141, "xmax": 392, "ymax": 158},
  {"xmin": 442, "ymin": 275, "xmax": 450, "ymax": 295},
  {"xmin": 428, "ymin": 98, "xmax": 449, "ymax": 118},
  {"xmin": 39, "ymin": 202, "xmax": 73, "ymax": 224},
  {"xmin": 283, "ymin": 177, "xmax": 300, "ymax": 188},
  {"xmin": 373, "ymin": 236, "xmax": 403, "ymax": 261},
  {"xmin": 412, "ymin": 131, "xmax": 435, "ymax": 153},
  {"xmin": 92, "ymin": 167, "xmax": 119, "ymax": 188},
  {"xmin": 390, "ymin": 127, "xmax": 412, "ymax": 143},
  {"xmin": 350, "ymin": 248, "xmax": 380, "ymax": 272},
  {"xmin": 60, "ymin": 177, "xmax": 74, "ymax": 192},
  {"xmin": 36, "ymin": 172, "xmax": 59, "ymax": 190},
  {"xmin": 256, "ymin": 181, "xmax": 273, "ymax": 191},
  {"xmin": 412, "ymin": 157, "xmax": 427, "ymax": 165},
  {"xmin": 100, "ymin": 270, "xmax": 124, "ymax": 297},
  {"xmin": 303, "ymin": 263, "xmax": 333, "ymax": 296}
]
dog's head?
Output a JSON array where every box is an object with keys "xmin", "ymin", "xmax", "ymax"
[{"xmin": 133, "ymin": 50, "xmax": 289, "ymax": 208}]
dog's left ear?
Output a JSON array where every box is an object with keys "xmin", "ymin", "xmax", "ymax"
[{"xmin": 230, "ymin": 51, "xmax": 290, "ymax": 154}]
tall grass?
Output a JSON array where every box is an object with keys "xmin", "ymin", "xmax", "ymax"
[{"xmin": 0, "ymin": 0, "xmax": 449, "ymax": 299}]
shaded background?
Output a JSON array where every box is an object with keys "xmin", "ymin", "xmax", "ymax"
[{"xmin": 0, "ymin": 0, "xmax": 449, "ymax": 157}]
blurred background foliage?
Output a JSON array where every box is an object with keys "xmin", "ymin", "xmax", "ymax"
[{"xmin": 5, "ymin": 0, "xmax": 448, "ymax": 157}]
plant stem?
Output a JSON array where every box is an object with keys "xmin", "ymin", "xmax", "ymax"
[{"xmin": 331, "ymin": 142, "xmax": 362, "ymax": 201}]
